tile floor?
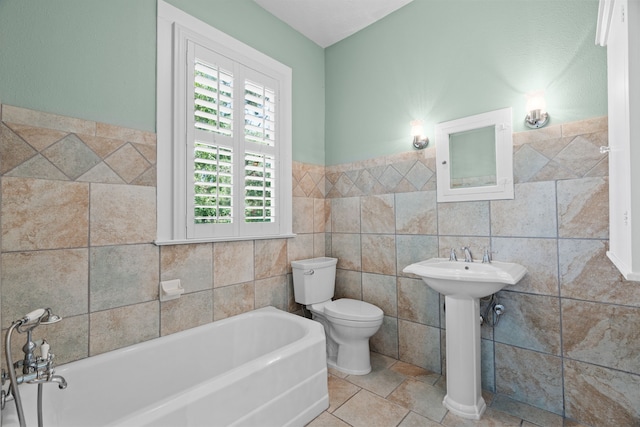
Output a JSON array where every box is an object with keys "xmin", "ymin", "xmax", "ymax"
[{"xmin": 306, "ymin": 352, "xmax": 588, "ymax": 427}]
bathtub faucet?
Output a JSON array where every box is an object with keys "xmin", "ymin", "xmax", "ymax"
[
  {"xmin": 11, "ymin": 354, "xmax": 67, "ymax": 389},
  {"xmin": 2, "ymin": 308, "xmax": 67, "ymax": 427},
  {"xmin": 26, "ymin": 373, "xmax": 68, "ymax": 390}
]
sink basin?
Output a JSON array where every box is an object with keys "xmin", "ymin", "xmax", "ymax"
[{"xmin": 403, "ymin": 258, "xmax": 527, "ymax": 299}]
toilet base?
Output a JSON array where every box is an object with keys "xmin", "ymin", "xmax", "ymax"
[
  {"xmin": 335, "ymin": 339, "xmax": 372, "ymax": 375},
  {"xmin": 327, "ymin": 355, "xmax": 371, "ymax": 375}
]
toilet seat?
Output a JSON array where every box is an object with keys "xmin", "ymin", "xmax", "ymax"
[{"xmin": 324, "ymin": 299, "xmax": 383, "ymax": 322}]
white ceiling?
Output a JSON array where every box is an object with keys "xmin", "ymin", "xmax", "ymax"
[{"xmin": 253, "ymin": 0, "xmax": 415, "ymax": 48}]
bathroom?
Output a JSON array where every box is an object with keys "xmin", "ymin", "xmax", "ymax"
[{"xmin": 0, "ymin": 0, "xmax": 638, "ymax": 426}]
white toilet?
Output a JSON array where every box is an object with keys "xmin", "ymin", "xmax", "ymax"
[{"xmin": 291, "ymin": 257, "xmax": 383, "ymax": 375}]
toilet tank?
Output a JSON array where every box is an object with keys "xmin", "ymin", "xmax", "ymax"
[{"xmin": 291, "ymin": 257, "xmax": 338, "ymax": 304}]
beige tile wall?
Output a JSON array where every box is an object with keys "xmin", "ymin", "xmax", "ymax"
[
  {"xmin": 1, "ymin": 104, "xmax": 639, "ymax": 426},
  {"xmin": 322, "ymin": 116, "xmax": 640, "ymax": 426},
  {"xmin": 0, "ymin": 105, "xmax": 323, "ymax": 364}
]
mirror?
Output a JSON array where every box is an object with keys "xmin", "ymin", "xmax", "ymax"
[
  {"xmin": 435, "ymin": 107, "xmax": 514, "ymax": 202},
  {"xmin": 449, "ymin": 126, "xmax": 497, "ymax": 188}
]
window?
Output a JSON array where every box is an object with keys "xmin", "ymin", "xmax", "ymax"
[{"xmin": 156, "ymin": 1, "xmax": 293, "ymax": 244}]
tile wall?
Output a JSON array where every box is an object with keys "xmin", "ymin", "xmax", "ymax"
[
  {"xmin": 0, "ymin": 104, "xmax": 324, "ymax": 364},
  {"xmin": 1, "ymin": 104, "xmax": 639, "ymax": 426},
  {"xmin": 322, "ymin": 116, "xmax": 640, "ymax": 426}
]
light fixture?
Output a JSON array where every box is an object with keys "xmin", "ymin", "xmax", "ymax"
[
  {"xmin": 524, "ymin": 90, "xmax": 550, "ymax": 129},
  {"xmin": 411, "ymin": 120, "xmax": 429, "ymax": 149}
]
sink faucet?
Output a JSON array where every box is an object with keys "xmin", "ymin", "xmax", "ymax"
[
  {"xmin": 449, "ymin": 248, "xmax": 457, "ymax": 261},
  {"xmin": 461, "ymin": 246, "xmax": 473, "ymax": 262}
]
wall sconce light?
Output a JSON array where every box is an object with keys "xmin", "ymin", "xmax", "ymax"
[
  {"xmin": 411, "ymin": 120, "xmax": 429, "ymax": 149},
  {"xmin": 524, "ymin": 90, "xmax": 549, "ymax": 129}
]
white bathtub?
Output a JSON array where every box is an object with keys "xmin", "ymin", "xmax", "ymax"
[{"xmin": 2, "ymin": 306, "xmax": 329, "ymax": 427}]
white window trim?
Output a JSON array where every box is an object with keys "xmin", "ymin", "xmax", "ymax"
[{"xmin": 156, "ymin": 0, "xmax": 293, "ymax": 245}]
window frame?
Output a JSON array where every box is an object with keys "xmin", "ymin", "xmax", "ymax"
[{"xmin": 156, "ymin": 0, "xmax": 293, "ymax": 245}]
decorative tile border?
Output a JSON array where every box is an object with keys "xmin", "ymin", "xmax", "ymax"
[
  {"xmin": 1, "ymin": 104, "xmax": 156, "ymax": 186},
  {"xmin": 321, "ymin": 116, "xmax": 608, "ymax": 199}
]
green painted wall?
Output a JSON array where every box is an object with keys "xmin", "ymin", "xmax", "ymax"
[
  {"xmin": 0, "ymin": 0, "xmax": 608, "ymax": 167},
  {"xmin": 325, "ymin": 0, "xmax": 607, "ymax": 165},
  {"xmin": 0, "ymin": 0, "xmax": 326, "ymax": 165},
  {"xmin": 0, "ymin": 0, "xmax": 156, "ymax": 132}
]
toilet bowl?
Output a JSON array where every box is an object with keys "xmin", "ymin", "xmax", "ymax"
[
  {"xmin": 310, "ymin": 299, "xmax": 383, "ymax": 374},
  {"xmin": 292, "ymin": 257, "xmax": 384, "ymax": 375}
]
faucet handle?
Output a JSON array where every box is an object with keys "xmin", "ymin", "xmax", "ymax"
[
  {"xmin": 482, "ymin": 248, "xmax": 492, "ymax": 263},
  {"xmin": 40, "ymin": 340, "xmax": 50, "ymax": 359},
  {"xmin": 460, "ymin": 246, "xmax": 473, "ymax": 262},
  {"xmin": 449, "ymin": 248, "xmax": 457, "ymax": 261}
]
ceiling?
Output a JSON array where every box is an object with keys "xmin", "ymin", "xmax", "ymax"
[{"xmin": 253, "ymin": 0, "xmax": 415, "ymax": 48}]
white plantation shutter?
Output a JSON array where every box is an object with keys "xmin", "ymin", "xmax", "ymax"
[
  {"xmin": 193, "ymin": 143, "xmax": 233, "ymax": 224},
  {"xmin": 244, "ymin": 79, "xmax": 276, "ymax": 146},
  {"xmin": 186, "ymin": 41, "xmax": 282, "ymax": 238},
  {"xmin": 242, "ymin": 70, "xmax": 279, "ymax": 234},
  {"xmin": 193, "ymin": 61, "xmax": 233, "ymax": 136},
  {"xmin": 244, "ymin": 152, "xmax": 276, "ymax": 223},
  {"xmin": 187, "ymin": 43, "xmax": 236, "ymax": 238},
  {"xmin": 156, "ymin": 1, "xmax": 292, "ymax": 244}
]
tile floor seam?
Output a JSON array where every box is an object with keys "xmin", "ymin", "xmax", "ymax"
[
  {"xmin": 384, "ymin": 377, "xmax": 410, "ymax": 400},
  {"xmin": 330, "ymin": 385, "xmax": 361, "ymax": 416},
  {"xmin": 308, "ymin": 352, "xmax": 586, "ymax": 427}
]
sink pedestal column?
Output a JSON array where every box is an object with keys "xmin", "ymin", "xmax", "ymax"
[{"xmin": 442, "ymin": 295, "xmax": 486, "ymax": 420}]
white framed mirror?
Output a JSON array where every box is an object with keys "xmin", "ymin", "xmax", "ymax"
[{"xmin": 435, "ymin": 107, "xmax": 514, "ymax": 203}]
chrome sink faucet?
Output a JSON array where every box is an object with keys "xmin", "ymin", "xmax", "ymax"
[
  {"xmin": 461, "ymin": 246, "xmax": 473, "ymax": 262},
  {"xmin": 449, "ymin": 248, "xmax": 457, "ymax": 261}
]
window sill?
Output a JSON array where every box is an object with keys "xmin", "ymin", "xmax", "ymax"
[{"xmin": 154, "ymin": 233, "xmax": 297, "ymax": 246}]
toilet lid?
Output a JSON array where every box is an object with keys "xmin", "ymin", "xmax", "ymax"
[{"xmin": 324, "ymin": 299, "xmax": 383, "ymax": 322}]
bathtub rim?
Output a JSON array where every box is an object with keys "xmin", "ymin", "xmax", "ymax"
[
  {"xmin": 60, "ymin": 306, "xmax": 322, "ymax": 373},
  {"xmin": 2, "ymin": 306, "xmax": 328, "ymax": 427}
]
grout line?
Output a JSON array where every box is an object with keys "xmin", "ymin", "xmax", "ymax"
[{"xmin": 554, "ymin": 178, "xmax": 568, "ymax": 420}]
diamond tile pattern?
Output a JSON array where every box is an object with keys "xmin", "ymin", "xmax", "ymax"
[
  {"xmin": 0, "ymin": 118, "xmax": 156, "ymax": 186},
  {"xmin": 1, "ymin": 123, "xmax": 36, "ymax": 174},
  {"xmin": 104, "ymin": 143, "xmax": 151, "ymax": 183},
  {"xmin": 318, "ymin": 122, "xmax": 608, "ymax": 199},
  {"xmin": 42, "ymin": 134, "xmax": 101, "ymax": 179},
  {"xmin": 324, "ymin": 154, "xmax": 435, "ymax": 198}
]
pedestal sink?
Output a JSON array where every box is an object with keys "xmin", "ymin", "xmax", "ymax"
[{"xmin": 403, "ymin": 258, "xmax": 527, "ymax": 420}]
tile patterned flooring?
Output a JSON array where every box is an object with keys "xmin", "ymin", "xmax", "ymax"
[{"xmin": 306, "ymin": 353, "xmax": 587, "ymax": 427}]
